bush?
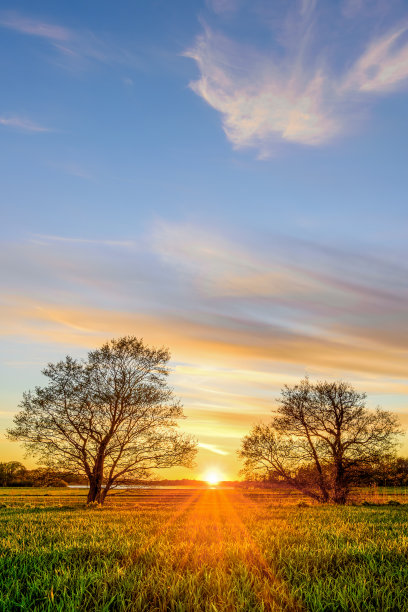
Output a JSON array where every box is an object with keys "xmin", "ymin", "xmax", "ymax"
[{"xmin": 46, "ymin": 479, "xmax": 68, "ymax": 488}]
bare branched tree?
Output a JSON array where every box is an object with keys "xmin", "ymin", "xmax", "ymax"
[
  {"xmin": 8, "ymin": 337, "xmax": 197, "ymax": 504},
  {"xmin": 239, "ymin": 378, "xmax": 401, "ymax": 504}
]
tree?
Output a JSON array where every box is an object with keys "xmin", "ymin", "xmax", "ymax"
[
  {"xmin": 0, "ymin": 461, "xmax": 26, "ymax": 486},
  {"xmin": 8, "ymin": 337, "xmax": 197, "ymax": 504},
  {"xmin": 239, "ymin": 379, "xmax": 401, "ymax": 504},
  {"xmin": 373, "ymin": 457, "xmax": 408, "ymax": 487}
]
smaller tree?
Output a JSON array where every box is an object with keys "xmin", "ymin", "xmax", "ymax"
[
  {"xmin": 0, "ymin": 462, "xmax": 26, "ymax": 487},
  {"xmin": 239, "ymin": 379, "xmax": 402, "ymax": 504},
  {"xmin": 8, "ymin": 337, "xmax": 197, "ymax": 504},
  {"xmin": 374, "ymin": 457, "xmax": 408, "ymax": 487},
  {"xmin": 26, "ymin": 468, "xmax": 69, "ymax": 488}
]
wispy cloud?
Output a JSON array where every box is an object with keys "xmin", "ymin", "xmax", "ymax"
[
  {"xmin": 198, "ymin": 442, "xmax": 229, "ymax": 455},
  {"xmin": 186, "ymin": 28, "xmax": 339, "ymax": 151},
  {"xmin": 31, "ymin": 234, "xmax": 135, "ymax": 247},
  {"xmin": 186, "ymin": 1, "xmax": 408, "ymax": 154},
  {"xmin": 0, "ymin": 115, "xmax": 50, "ymax": 132},
  {"xmin": 0, "ymin": 11, "xmax": 70, "ymax": 41},
  {"xmin": 0, "ymin": 10, "xmax": 141, "ymax": 71},
  {"xmin": 1, "ymin": 222, "xmax": 408, "ymax": 382},
  {"xmin": 151, "ymin": 219, "xmax": 302, "ymax": 298},
  {"xmin": 342, "ymin": 25, "xmax": 408, "ymax": 93}
]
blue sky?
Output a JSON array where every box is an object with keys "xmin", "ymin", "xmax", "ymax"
[{"xmin": 1, "ymin": 0, "xmax": 408, "ymax": 479}]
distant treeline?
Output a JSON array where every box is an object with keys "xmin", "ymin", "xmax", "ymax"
[
  {"xmin": 2, "ymin": 459, "xmax": 408, "ymax": 488},
  {"xmin": 0, "ymin": 462, "xmax": 71, "ymax": 487},
  {"xmin": 0, "ymin": 464, "xmax": 240, "ymax": 488}
]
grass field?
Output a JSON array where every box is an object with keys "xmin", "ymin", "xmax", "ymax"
[{"xmin": 1, "ymin": 488, "xmax": 408, "ymax": 611}]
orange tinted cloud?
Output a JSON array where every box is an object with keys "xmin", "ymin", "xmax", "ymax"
[
  {"xmin": 1, "ymin": 293, "xmax": 407, "ymax": 379},
  {"xmin": 1, "ymin": 225, "xmax": 408, "ymax": 478},
  {"xmin": 1, "ymin": 221, "xmax": 408, "ymax": 381}
]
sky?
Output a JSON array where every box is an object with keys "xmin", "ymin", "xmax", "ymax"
[{"xmin": 1, "ymin": 0, "xmax": 408, "ymax": 481}]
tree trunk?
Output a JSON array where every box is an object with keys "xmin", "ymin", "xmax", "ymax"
[
  {"xmin": 87, "ymin": 450, "xmax": 105, "ymax": 504},
  {"xmin": 317, "ymin": 480, "xmax": 330, "ymax": 503},
  {"xmin": 100, "ymin": 482, "xmax": 111, "ymax": 504},
  {"xmin": 333, "ymin": 491, "xmax": 348, "ymax": 505},
  {"xmin": 87, "ymin": 478, "xmax": 102, "ymax": 504},
  {"xmin": 333, "ymin": 461, "xmax": 349, "ymax": 504}
]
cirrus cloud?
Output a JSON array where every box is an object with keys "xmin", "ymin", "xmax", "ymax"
[
  {"xmin": 0, "ymin": 11, "xmax": 70, "ymax": 41},
  {"xmin": 1, "ymin": 222, "xmax": 408, "ymax": 473},
  {"xmin": 0, "ymin": 10, "xmax": 142, "ymax": 72},
  {"xmin": 186, "ymin": 1, "xmax": 408, "ymax": 154},
  {"xmin": 0, "ymin": 115, "xmax": 50, "ymax": 132}
]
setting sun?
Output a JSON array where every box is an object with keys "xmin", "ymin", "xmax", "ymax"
[{"xmin": 205, "ymin": 470, "xmax": 222, "ymax": 486}]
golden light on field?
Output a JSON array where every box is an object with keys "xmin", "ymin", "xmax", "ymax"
[{"xmin": 204, "ymin": 469, "xmax": 222, "ymax": 485}]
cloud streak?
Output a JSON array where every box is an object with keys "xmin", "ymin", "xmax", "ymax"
[
  {"xmin": 31, "ymin": 234, "xmax": 135, "ymax": 247},
  {"xmin": 1, "ymin": 223, "xmax": 408, "ymax": 380},
  {"xmin": 0, "ymin": 116, "xmax": 50, "ymax": 132},
  {"xmin": 0, "ymin": 11, "xmax": 70, "ymax": 41},
  {"xmin": 186, "ymin": 1, "xmax": 408, "ymax": 153},
  {"xmin": 198, "ymin": 442, "xmax": 229, "ymax": 455},
  {"xmin": 342, "ymin": 25, "xmax": 408, "ymax": 93},
  {"xmin": 0, "ymin": 10, "xmax": 141, "ymax": 71}
]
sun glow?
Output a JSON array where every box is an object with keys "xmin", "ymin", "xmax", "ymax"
[{"xmin": 205, "ymin": 469, "xmax": 222, "ymax": 486}]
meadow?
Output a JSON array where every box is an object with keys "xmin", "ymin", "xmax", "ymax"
[{"xmin": 1, "ymin": 487, "xmax": 408, "ymax": 611}]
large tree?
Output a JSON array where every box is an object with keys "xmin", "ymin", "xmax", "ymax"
[
  {"xmin": 8, "ymin": 337, "xmax": 197, "ymax": 504},
  {"xmin": 239, "ymin": 379, "xmax": 401, "ymax": 504}
]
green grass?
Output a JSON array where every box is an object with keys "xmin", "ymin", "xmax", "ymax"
[{"xmin": 1, "ymin": 488, "xmax": 408, "ymax": 611}]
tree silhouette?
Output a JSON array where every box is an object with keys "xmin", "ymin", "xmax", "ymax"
[
  {"xmin": 9, "ymin": 337, "xmax": 197, "ymax": 504},
  {"xmin": 239, "ymin": 378, "xmax": 401, "ymax": 504}
]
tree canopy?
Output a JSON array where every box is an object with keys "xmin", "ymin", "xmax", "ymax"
[
  {"xmin": 8, "ymin": 337, "xmax": 197, "ymax": 504},
  {"xmin": 239, "ymin": 378, "xmax": 401, "ymax": 504}
]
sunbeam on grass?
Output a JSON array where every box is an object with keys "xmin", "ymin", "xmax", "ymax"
[{"xmin": 1, "ymin": 488, "xmax": 408, "ymax": 611}]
